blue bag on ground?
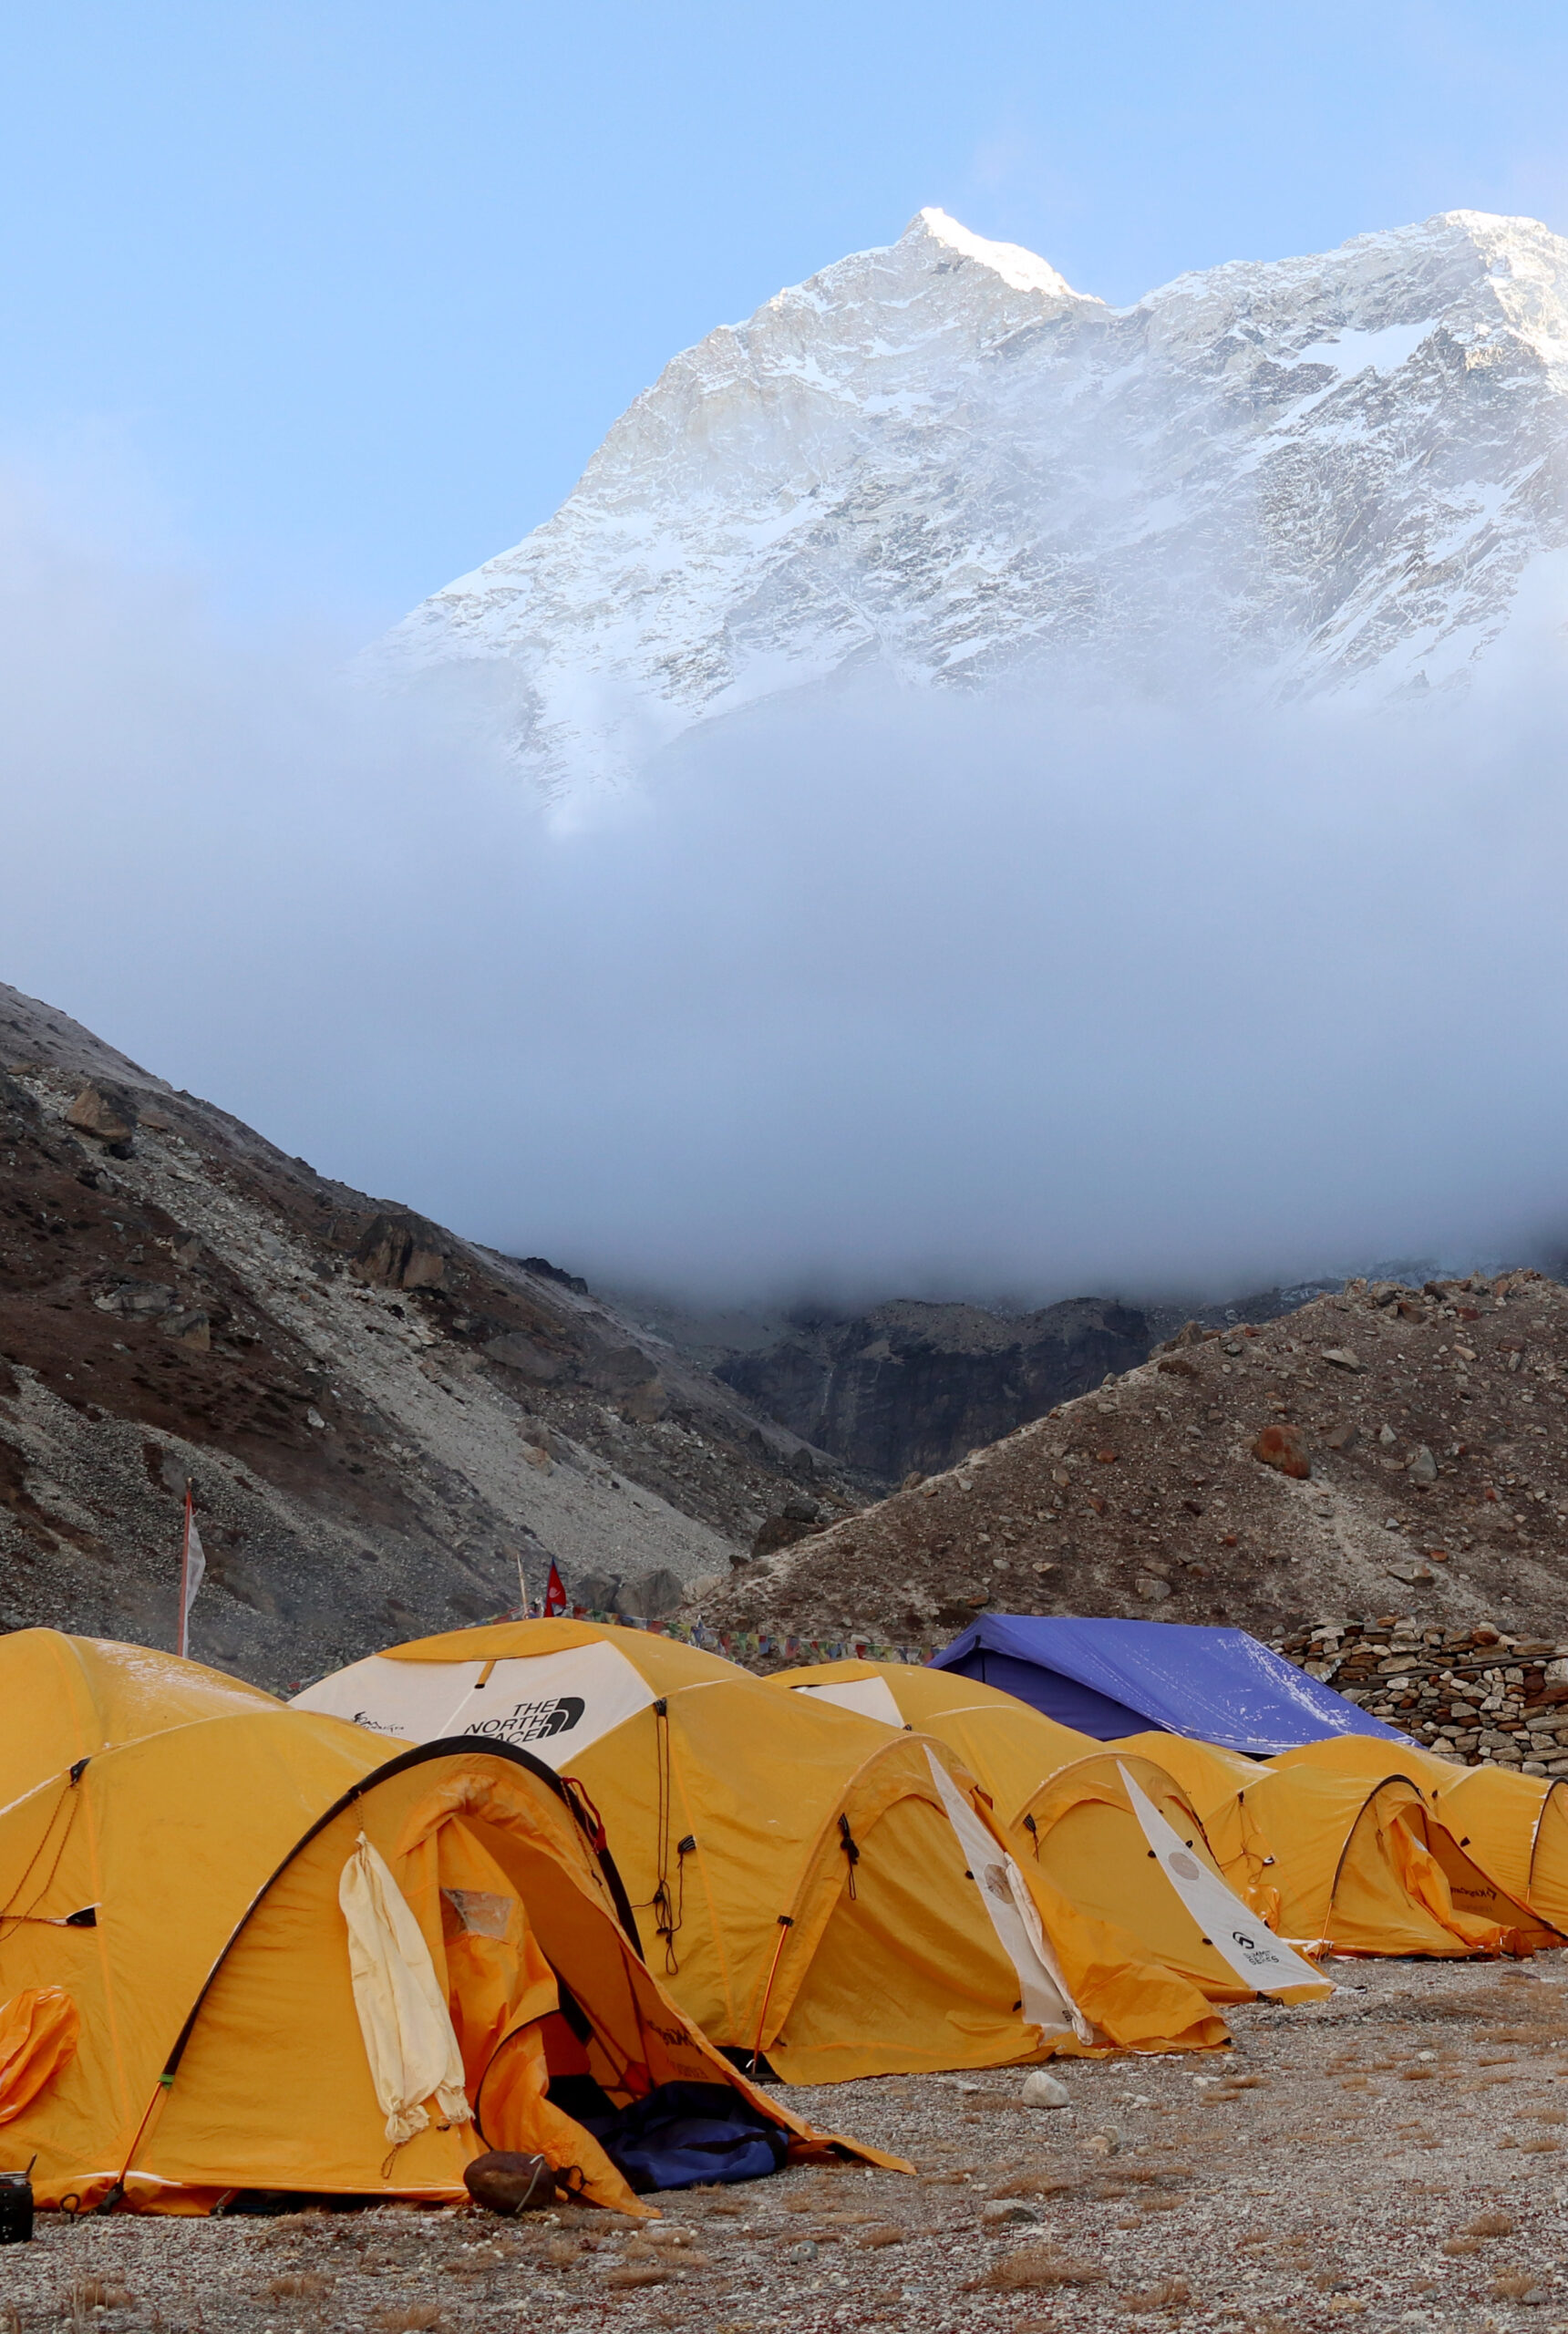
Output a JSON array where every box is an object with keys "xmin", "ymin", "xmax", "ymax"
[{"xmin": 551, "ymin": 2076, "xmax": 789, "ymax": 2191}]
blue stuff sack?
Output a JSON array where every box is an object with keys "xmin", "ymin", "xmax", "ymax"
[{"xmin": 559, "ymin": 2078, "xmax": 789, "ymax": 2192}]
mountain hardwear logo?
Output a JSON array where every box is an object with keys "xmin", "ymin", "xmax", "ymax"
[{"xmin": 1229, "ymin": 1926, "xmax": 1283, "ymax": 1967}]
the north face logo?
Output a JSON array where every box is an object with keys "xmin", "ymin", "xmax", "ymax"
[{"xmin": 464, "ymin": 1695, "xmax": 587, "ymax": 1746}]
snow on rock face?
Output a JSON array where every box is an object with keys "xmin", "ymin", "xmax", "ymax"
[{"xmin": 384, "ymin": 206, "xmax": 1568, "ymax": 802}]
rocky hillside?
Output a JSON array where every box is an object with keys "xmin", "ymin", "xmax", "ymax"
[
  {"xmin": 0, "ymin": 983, "xmax": 854, "ymax": 1687},
  {"xmin": 696, "ymin": 1271, "xmax": 1568, "ymax": 1650}
]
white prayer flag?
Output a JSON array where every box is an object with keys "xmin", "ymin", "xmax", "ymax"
[{"xmin": 179, "ymin": 1490, "xmax": 206, "ymax": 1657}]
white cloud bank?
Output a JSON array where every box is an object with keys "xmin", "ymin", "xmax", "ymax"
[{"xmin": 4, "ymin": 475, "xmax": 1567, "ymax": 1307}]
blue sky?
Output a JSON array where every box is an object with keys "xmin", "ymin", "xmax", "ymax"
[{"xmin": 3, "ymin": 1, "xmax": 1567, "ymax": 624}]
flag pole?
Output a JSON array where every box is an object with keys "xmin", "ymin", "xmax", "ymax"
[{"xmin": 178, "ymin": 1481, "xmax": 194, "ymax": 1658}]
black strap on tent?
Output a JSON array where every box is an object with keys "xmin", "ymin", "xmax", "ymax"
[
  {"xmin": 0, "ymin": 1766, "xmax": 88, "ymax": 1943},
  {"xmin": 652, "ymin": 1835, "xmax": 696, "ymax": 1978},
  {"xmin": 1022, "ymin": 1812, "xmax": 1040, "ymax": 1859},
  {"xmin": 838, "ymin": 1814, "xmax": 861, "ymax": 1899},
  {"xmin": 645, "ymin": 1699, "xmax": 689, "ymax": 1974}
]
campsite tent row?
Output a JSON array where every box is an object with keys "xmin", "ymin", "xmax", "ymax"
[
  {"xmin": 0, "ymin": 1627, "xmax": 1240, "ymax": 2215},
  {"xmin": 299, "ymin": 1621, "xmax": 1563, "ymax": 1986},
  {"xmin": 295, "ymin": 1622, "xmax": 1325, "ymax": 2056},
  {"xmin": 4, "ymin": 1618, "xmax": 1565, "ymax": 2213},
  {"xmin": 906, "ymin": 1616, "xmax": 1568, "ymax": 1955},
  {"xmin": 784, "ymin": 1660, "xmax": 1558, "ymax": 1960}
]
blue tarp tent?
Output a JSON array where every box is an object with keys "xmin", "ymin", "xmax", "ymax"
[{"xmin": 929, "ymin": 1614, "xmax": 1402, "ymax": 1755}]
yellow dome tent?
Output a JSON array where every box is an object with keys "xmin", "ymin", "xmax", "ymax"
[
  {"xmin": 1007, "ymin": 1754, "xmax": 1326, "ymax": 2005},
  {"xmin": 1271, "ymin": 1733, "xmax": 1477, "ymax": 1791},
  {"xmin": 776, "ymin": 1658, "xmax": 1100, "ymax": 1798},
  {"xmin": 0, "ymin": 1629, "xmax": 279, "ymax": 1802},
  {"xmin": 0, "ymin": 1707, "xmax": 880, "ymax": 2214},
  {"xmin": 1112, "ymin": 1730, "xmax": 1264, "ymax": 1814},
  {"xmin": 1425, "ymin": 1767, "xmax": 1568, "ymax": 1938},
  {"xmin": 1269, "ymin": 1736, "xmax": 1562, "ymax": 1952},
  {"xmin": 772, "ymin": 1662, "xmax": 1328, "ymax": 2008},
  {"xmin": 295, "ymin": 1622, "xmax": 1232, "ymax": 2074},
  {"xmin": 1208, "ymin": 1760, "xmax": 1541, "ymax": 1957}
]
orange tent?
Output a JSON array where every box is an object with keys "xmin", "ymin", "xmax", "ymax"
[
  {"xmin": 1112, "ymin": 1730, "xmax": 1264, "ymax": 1815},
  {"xmin": 778, "ymin": 1658, "xmax": 1099, "ymax": 1796},
  {"xmin": 0, "ymin": 1708, "xmax": 882, "ymax": 2213},
  {"xmin": 1269, "ymin": 1737, "xmax": 1560, "ymax": 1953},
  {"xmin": 1203, "ymin": 1761, "xmax": 1537, "ymax": 1957},
  {"xmin": 1427, "ymin": 1765, "xmax": 1568, "ymax": 1938},
  {"xmin": 1111, "ymin": 1730, "xmax": 1286, "ymax": 1926},
  {"xmin": 0, "ymin": 1629, "xmax": 278, "ymax": 1803}
]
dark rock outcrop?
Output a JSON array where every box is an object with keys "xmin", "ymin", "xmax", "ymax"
[
  {"xmin": 748, "ymin": 1493, "xmax": 826, "ymax": 1561},
  {"xmin": 351, "ymin": 1212, "xmax": 453, "ymax": 1291},
  {"xmin": 717, "ymin": 1297, "xmax": 1155, "ymax": 1483},
  {"xmin": 66, "ymin": 1081, "xmax": 139, "ymax": 1149}
]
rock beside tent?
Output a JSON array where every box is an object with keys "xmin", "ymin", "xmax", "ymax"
[{"xmin": 697, "ymin": 1272, "xmax": 1568, "ymax": 1703}]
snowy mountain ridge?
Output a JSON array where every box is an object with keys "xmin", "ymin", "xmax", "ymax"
[{"xmin": 385, "ymin": 205, "xmax": 1568, "ymax": 801}]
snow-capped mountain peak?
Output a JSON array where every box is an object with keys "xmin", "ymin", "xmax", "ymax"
[
  {"xmin": 384, "ymin": 207, "xmax": 1568, "ymax": 803},
  {"xmin": 908, "ymin": 204, "xmax": 1084, "ymax": 297}
]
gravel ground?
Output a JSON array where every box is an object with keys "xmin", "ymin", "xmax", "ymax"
[{"xmin": 7, "ymin": 1959, "xmax": 1568, "ymax": 2333}]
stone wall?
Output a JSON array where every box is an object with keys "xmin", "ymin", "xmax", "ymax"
[{"xmin": 1272, "ymin": 1618, "xmax": 1568, "ymax": 1774}]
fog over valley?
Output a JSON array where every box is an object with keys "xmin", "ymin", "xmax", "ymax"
[{"xmin": 5, "ymin": 460, "xmax": 1568, "ymax": 1315}]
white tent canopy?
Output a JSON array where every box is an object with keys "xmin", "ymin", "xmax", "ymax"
[{"xmin": 293, "ymin": 1638, "xmax": 656, "ymax": 1769}]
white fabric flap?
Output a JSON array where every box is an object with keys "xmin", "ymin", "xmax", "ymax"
[
  {"xmin": 1116, "ymin": 1761, "xmax": 1329, "ymax": 1998},
  {"xmin": 792, "ymin": 1678, "xmax": 906, "ymax": 1728},
  {"xmin": 338, "ymin": 1831, "xmax": 471, "ymax": 2148},
  {"xmin": 923, "ymin": 1747, "xmax": 1088, "ymax": 2040}
]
